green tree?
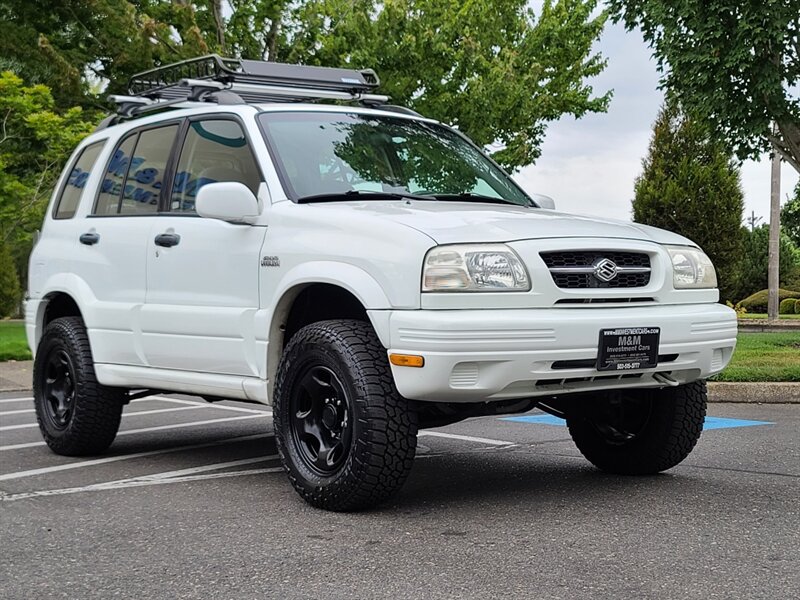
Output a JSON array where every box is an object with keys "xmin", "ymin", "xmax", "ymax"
[
  {"xmin": 281, "ymin": 0, "xmax": 611, "ymax": 169},
  {"xmin": 608, "ymin": 0, "xmax": 800, "ymax": 174},
  {"xmin": 0, "ymin": 241, "xmax": 21, "ymax": 317},
  {"xmin": 632, "ymin": 102, "xmax": 744, "ymax": 303},
  {"xmin": 782, "ymin": 181, "xmax": 800, "ymax": 247},
  {"xmin": 735, "ymin": 226, "xmax": 800, "ymax": 300},
  {"xmin": 1, "ymin": 0, "xmax": 611, "ymax": 171},
  {"xmin": 0, "ymin": 72, "xmax": 98, "ymax": 286}
]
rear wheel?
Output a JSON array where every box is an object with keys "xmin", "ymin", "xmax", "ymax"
[
  {"xmin": 33, "ymin": 317, "xmax": 124, "ymax": 456},
  {"xmin": 273, "ymin": 319, "xmax": 418, "ymax": 511},
  {"xmin": 566, "ymin": 381, "xmax": 707, "ymax": 475}
]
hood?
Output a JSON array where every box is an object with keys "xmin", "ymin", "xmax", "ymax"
[{"xmin": 305, "ymin": 200, "xmax": 696, "ymax": 246}]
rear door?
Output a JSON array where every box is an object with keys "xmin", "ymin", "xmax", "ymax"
[
  {"xmin": 141, "ymin": 116, "xmax": 267, "ymax": 377},
  {"xmin": 71, "ymin": 122, "xmax": 180, "ymax": 367}
]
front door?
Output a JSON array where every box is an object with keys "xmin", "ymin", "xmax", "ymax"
[{"xmin": 141, "ymin": 117, "xmax": 267, "ymax": 377}]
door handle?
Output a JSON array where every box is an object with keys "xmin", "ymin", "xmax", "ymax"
[
  {"xmin": 79, "ymin": 232, "xmax": 100, "ymax": 246},
  {"xmin": 154, "ymin": 233, "xmax": 181, "ymax": 248}
]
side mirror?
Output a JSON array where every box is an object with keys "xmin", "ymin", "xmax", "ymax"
[
  {"xmin": 531, "ymin": 193, "xmax": 556, "ymax": 210},
  {"xmin": 195, "ymin": 182, "xmax": 261, "ymax": 224}
]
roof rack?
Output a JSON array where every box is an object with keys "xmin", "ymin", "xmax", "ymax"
[{"xmin": 104, "ymin": 54, "xmax": 390, "ymax": 124}]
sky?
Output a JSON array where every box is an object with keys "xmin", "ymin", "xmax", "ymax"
[{"xmin": 511, "ymin": 17, "xmax": 799, "ymax": 224}]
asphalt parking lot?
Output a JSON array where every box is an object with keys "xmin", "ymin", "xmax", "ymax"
[{"xmin": 1, "ymin": 390, "xmax": 797, "ymax": 599}]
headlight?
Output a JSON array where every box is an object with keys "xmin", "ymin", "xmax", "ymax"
[
  {"xmin": 422, "ymin": 244, "xmax": 531, "ymax": 292},
  {"xmin": 666, "ymin": 246, "xmax": 717, "ymax": 289}
]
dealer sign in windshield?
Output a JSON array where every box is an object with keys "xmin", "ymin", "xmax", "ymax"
[{"xmin": 597, "ymin": 327, "xmax": 661, "ymax": 371}]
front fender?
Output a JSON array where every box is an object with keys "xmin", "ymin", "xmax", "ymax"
[{"xmin": 271, "ymin": 261, "xmax": 396, "ymax": 310}]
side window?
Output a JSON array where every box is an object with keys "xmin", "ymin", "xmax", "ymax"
[
  {"xmin": 172, "ymin": 120, "xmax": 260, "ymax": 213},
  {"xmin": 95, "ymin": 134, "xmax": 137, "ymax": 215},
  {"xmin": 120, "ymin": 125, "xmax": 178, "ymax": 215},
  {"xmin": 93, "ymin": 124, "xmax": 178, "ymax": 216},
  {"xmin": 54, "ymin": 140, "xmax": 106, "ymax": 219}
]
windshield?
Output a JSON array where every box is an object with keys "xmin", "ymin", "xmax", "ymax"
[{"xmin": 257, "ymin": 111, "xmax": 532, "ymax": 206}]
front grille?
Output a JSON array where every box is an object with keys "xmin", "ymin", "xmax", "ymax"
[
  {"xmin": 554, "ymin": 297, "xmax": 655, "ymax": 305},
  {"xmin": 540, "ymin": 251, "xmax": 651, "ymax": 289}
]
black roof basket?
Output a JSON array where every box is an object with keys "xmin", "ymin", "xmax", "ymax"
[
  {"xmin": 100, "ymin": 55, "xmax": 408, "ymax": 129},
  {"xmin": 125, "ymin": 54, "xmax": 384, "ymax": 104}
]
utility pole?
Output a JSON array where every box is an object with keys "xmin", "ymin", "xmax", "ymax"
[
  {"xmin": 767, "ymin": 136, "xmax": 781, "ymax": 322},
  {"xmin": 746, "ymin": 211, "xmax": 762, "ymax": 231}
]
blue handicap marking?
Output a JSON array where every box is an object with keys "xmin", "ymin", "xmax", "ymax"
[
  {"xmin": 501, "ymin": 414, "xmax": 773, "ymax": 431},
  {"xmin": 503, "ymin": 415, "xmax": 565, "ymax": 426},
  {"xmin": 701, "ymin": 417, "xmax": 774, "ymax": 430}
]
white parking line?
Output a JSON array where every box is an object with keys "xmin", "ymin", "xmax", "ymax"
[
  {"xmin": 131, "ymin": 455, "xmax": 278, "ymax": 480},
  {"xmin": 0, "ymin": 397, "xmax": 33, "ymax": 404},
  {"xmin": 0, "ymin": 413, "xmax": 271, "ymax": 452},
  {"xmin": 150, "ymin": 396, "xmax": 271, "ymax": 414},
  {"xmin": 418, "ymin": 430, "xmax": 516, "ymax": 446},
  {"xmin": 118, "ymin": 413, "xmax": 270, "ymax": 436},
  {"xmin": 0, "ymin": 423, "xmax": 37, "ymax": 431},
  {"xmin": 1, "ymin": 466, "xmax": 284, "ymax": 502},
  {"xmin": 0, "ymin": 434, "xmax": 274, "ymax": 482},
  {"xmin": 0, "ymin": 408, "xmax": 35, "ymax": 416},
  {"xmin": 124, "ymin": 405, "xmax": 207, "ymax": 417},
  {"xmin": 0, "ymin": 404, "xmax": 213, "ymax": 432}
]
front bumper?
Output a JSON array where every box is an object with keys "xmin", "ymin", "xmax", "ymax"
[{"xmin": 372, "ymin": 303, "xmax": 737, "ymax": 402}]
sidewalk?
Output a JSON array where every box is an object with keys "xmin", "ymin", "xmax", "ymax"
[
  {"xmin": 1, "ymin": 360, "xmax": 797, "ymax": 402},
  {"xmin": 0, "ymin": 360, "xmax": 32, "ymax": 392}
]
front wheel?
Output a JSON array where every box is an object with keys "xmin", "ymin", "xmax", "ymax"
[
  {"xmin": 273, "ymin": 320, "xmax": 418, "ymax": 511},
  {"xmin": 566, "ymin": 381, "xmax": 707, "ymax": 475}
]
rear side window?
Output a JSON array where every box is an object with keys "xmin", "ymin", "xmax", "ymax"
[
  {"xmin": 94, "ymin": 124, "xmax": 178, "ymax": 215},
  {"xmin": 171, "ymin": 120, "xmax": 261, "ymax": 213},
  {"xmin": 53, "ymin": 141, "xmax": 106, "ymax": 219}
]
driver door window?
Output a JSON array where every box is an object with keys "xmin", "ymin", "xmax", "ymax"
[{"xmin": 172, "ymin": 119, "xmax": 261, "ymax": 213}]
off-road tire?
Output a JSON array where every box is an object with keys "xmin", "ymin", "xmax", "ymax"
[
  {"xmin": 33, "ymin": 317, "xmax": 124, "ymax": 456},
  {"xmin": 566, "ymin": 381, "xmax": 707, "ymax": 475},
  {"xmin": 273, "ymin": 319, "xmax": 418, "ymax": 511}
]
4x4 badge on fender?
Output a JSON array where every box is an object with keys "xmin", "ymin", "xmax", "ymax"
[
  {"xmin": 261, "ymin": 256, "xmax": 280, "ymax": 267},
  {"xmin": 592, "ymin": 258, "xmax": 618, "ymax": 282}
]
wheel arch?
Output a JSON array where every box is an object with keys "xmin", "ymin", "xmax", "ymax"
[
  {"xmin": 266, "ymin": 265, "xmax": 393, "ymax": 400},
  {"xmin": 30, "ymin": 274, "xmax": 98, "ymax": 356}
]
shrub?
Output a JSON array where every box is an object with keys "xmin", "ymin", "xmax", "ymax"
[
  {"xmin": 0, "ymin": 243, "xmax": 22, "ymax": 318},
  {"xmin": 726, "ymin": 300, "xmax": 747, "ymax": 317},
  {"xmin": 779, "ymin": 298, "xmax": 796, "ymax": 314},
  {"xmin": 795, "ymin": 299, "xmax": 800, "ymax": 314},
  {"xmin": 738, "ymin": 288, "xmax": 800, "ymax": 313}
]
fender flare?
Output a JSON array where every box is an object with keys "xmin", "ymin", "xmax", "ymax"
[
  {"xmin": 271, "ymin": 261, "xmax": 393, "ymax": 310},
  {"xmin": 264, "ymin": 262, "xmax": 394, "ymax": 399}
]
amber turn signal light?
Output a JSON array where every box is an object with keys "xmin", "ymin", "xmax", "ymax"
[{"xmin": 389, "ymin": 353, "xmax": 425, "ymax": 368}]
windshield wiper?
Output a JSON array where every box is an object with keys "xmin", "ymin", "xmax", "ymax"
[
  {"xmin": 296, "ymin": 190, "xmax": 431, "ymax": 204},
  {"xmin": 429, "ymin": 193, "xmax": 529, "ymax": 207}
]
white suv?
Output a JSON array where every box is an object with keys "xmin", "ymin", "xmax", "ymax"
[{"xmin": 25, "ymin": 56, "xmax": 737, "ymax": 511}]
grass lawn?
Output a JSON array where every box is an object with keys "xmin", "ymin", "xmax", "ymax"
[
  {"xmin": 738, "ymin": 313, "xmax": 800, "ymax": 320},
  {"xmin": 0, "ymin": 321, "xmax": 32, "ymax": 362},
  {"xmin": 713, "ymin": 332, "xmax": 800, "ymax": 382}
]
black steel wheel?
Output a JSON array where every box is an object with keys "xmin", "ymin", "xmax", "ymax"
[
  {"xmin": 33, "ymin": 317, "xmax": 124, "ymax": 456},
  {"xmin": 566, "ymin": 381, "xmax": 707, "ymax": 475},
  {"xmin": 40, "ymin": 349, "xmax": 77, "ymax": 430},
  {"xmin": 289, "ymin": 365, "xmax": 353, "ymax": 475},
  {"xmin": 274, "ymin": 319, "xmax": 418, "ymax": 511}
]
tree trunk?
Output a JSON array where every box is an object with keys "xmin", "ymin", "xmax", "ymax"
[
  {"xmin": 265, "ymin": 18, "xmax": 280, "ymax": 61},
  {"xmin": 776, "ymin": 120, "xmax": 800, "ymax": 175},
  {"xmin": 210, "ymin": 0, "xmax": 226, "ymax": 54}
]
